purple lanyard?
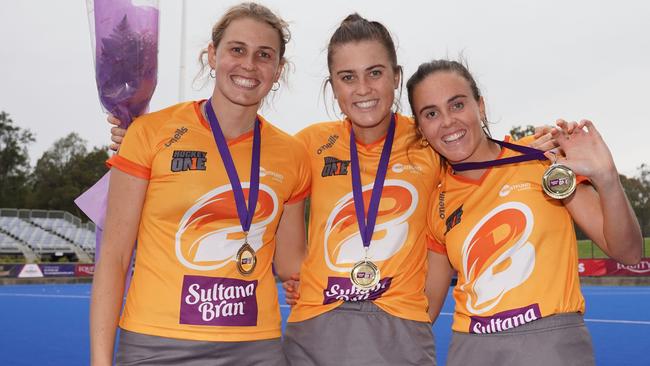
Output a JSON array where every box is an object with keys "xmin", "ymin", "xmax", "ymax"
[
  {"xmin": 204, "ymin": 99, "xmax": 260, "ymax": 233},
  {"xmin": 349, "ymin": 115, "xmax": 396, "ymax": 249},
  {"xmin": 450, "ymin": 138, "xmax": 547, "ymax": 172}
]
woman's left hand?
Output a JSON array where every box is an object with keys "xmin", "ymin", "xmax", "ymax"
[{"xmin": 545, "ymin": 119, "xmax": 618, "ymax": 188}]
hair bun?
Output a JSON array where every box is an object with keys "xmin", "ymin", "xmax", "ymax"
[{"xmin": 341, "ymin": 13, "xmax": 365, "ymax": 24}]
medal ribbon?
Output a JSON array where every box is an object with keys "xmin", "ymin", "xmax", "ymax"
[
  {"xmin": 450, "ymin": 138, "xmax": 547, "ymax": 172},
  {"xmin": 205, "ymin": 99, "xmax": 260, "ymax": 233},
  {"xmin": 350, "ymin": 114, "xmax": 396, "ymax": 250}
]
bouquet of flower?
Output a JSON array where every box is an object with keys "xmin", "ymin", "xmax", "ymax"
[
  {"xmin": 76, "ymin": 0, "xmax": 159, "ymax": 269},
  {"xmin": 89, "ymin": 0, "xmax": 159, "ymax": 128}
]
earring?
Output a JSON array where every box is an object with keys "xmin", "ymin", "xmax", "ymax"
[
  {"xmin": 209, "ymin": 68, "xmax": 216, "ymax": 78},
  {"xmin": 271, "ymin": 82, "xmax": 280, "ymax": 92},
  {"xmin": 481, "ymin": 117, "xmax": 491, "ymax": 137},
  {"xmin": 420, "ymin": 136, "xmax": 430, "ymax": 147}
]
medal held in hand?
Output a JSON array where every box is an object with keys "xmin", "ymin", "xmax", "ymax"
[
  {"xmin": 542, "ymin": 162, "xmax": 576, "ymax": 200},
  {"xmin": 348, "ymin": 115, "xmax": 396, "ymax": 290},
  {"xmin": 205, "ymin": 99, "xmax": 261, "ymax": 276}
]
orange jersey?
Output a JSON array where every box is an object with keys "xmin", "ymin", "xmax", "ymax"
[
  {"xmin": 427, "ymin": 136, "xmax": 585, "ymax": 334},
  {"xmin": 107, "ymin": 101, "xmax": 310, "ymax": 341},
  {"xmin": 288, "ymin": 114, "xmax": 443, "ymax": 323}
]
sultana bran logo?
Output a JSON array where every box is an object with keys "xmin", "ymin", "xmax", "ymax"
[
  {"xmin": 180, "ymin": 275, "xmax": 258, "ymax": 326},
  {"xmin": 323, "ymin": 180, "xmax": 418, "ymax": 272},
  {"xmin": 461, "ymin": 202, "xmax": 535, "ymax": 314},
  {"xmin": 175, "ymin": 183, "xmax": 278, "ymax": 271}
]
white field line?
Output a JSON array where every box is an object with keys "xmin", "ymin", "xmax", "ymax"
[{"xmin": 3, "ymin": 293, "xmax": 649, "ymax": 326}]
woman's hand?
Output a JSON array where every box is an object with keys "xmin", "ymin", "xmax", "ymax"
[
  {"xmin": 546, "ymin": 119, "xmax": 618, "ymax": 189},
  {"xmin": 108, "ymin": 114, "xmax": 127, "ymax": 152},
  {"xmin": 282, "ymin": 273, "xmax": 301, "ymax": 306}
]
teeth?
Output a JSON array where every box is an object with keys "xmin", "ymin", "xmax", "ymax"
[
  {"xmin": 443, "ymin": 130, "xmax": 466, "ymax": 143},
  {"xmin": 231, "ymin": 76, "xmax": 259, "ymax": 89},
  {"xmin": 354, "ymin": 100, "xmax": 378, "ymax": 109}
]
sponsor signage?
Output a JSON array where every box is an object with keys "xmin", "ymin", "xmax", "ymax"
[
  {"xmin": 322, "ymin": 276, "xmax": 392, "ymax": 305},
  {"xmin": 40, "ymin": 264, "xmax": 76, "ymax": 277},
  {"xmin": 18, "ymin": 264, "xmax": 43, "ymax": 278},
  {"xmin": 579, "ymin": 258, "xmax": 650, "ymax": 276},
  {"xmin": 0, "ymin": 264, "xmax": 23, "ymax": 278},
  {"xmin": 180, "ymin": 275, "xmax": 258, "ymax": 326},
  {"xmin": 75, "ymin": 264, "xmax": 95, "ymax": 277}
]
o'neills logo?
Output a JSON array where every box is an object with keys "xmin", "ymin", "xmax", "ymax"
[
  {"xmin": 317, "ymin": 135, "xmax": 339, "ymax": 154},
  {"xmin": 322, "ymin": 276, "xmax": 392, "ymax": 304},
  {"xmin": 165, "ymin": 127, "xmax": 188, "ymax": 147},
  {"xmin": 180, "ymin": 275, "xmax": 258, "ymax": 326},
  {"xmin": 469, "ymin": 304, "xmax": 541, "ymax": 334}
]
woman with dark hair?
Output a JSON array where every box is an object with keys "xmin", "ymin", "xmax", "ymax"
[
  {"xmin": 407, "ymin": 59, "xmax": 642, "ymax": 366},
  {"xmin": 281, "ymin": 14, "xmax": 450, "ymax": 365}
]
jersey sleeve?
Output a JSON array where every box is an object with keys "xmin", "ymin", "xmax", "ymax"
[
  {"xmin": 106, "ymin": 116, "xmax": 155, "ymax": 180},
  {"xmin": 286, "ymin": 133, "xmax": 311, "ymax": 204},
  {"xmin": 426, "ymin": 188, "xmax": 447, "ymax": 254}
]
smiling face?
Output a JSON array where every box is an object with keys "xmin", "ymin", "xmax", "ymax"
[
  {"xmin": 208, "ymin": 17, "xmax": 283, "ymax": 109},
  {"xmin": 329, "ymin": 40, "xmax": 399, "ymax": 134},
  {"xmin": 412, "ymin": 71, "xmax": 492, "ymax": 164}
]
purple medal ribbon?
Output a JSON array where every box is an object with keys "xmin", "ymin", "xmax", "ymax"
[
  {"xmin": 204, "ymin": 99, "xmax": 260, "ymax": 233},
  {"xmin": 450, "ymin": 138, "xmax": 547, "ymax": 172},
  {"xmin": 349, "ymin": 114, "xmax": 396, "ymax": 249}
]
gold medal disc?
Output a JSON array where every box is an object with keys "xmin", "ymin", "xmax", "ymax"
[
  {"xmin": 542, "ymin": 164, "xmax": 576, "ymax": 199},
  {"xmin": 350, "ymin": 260, "xmax": 380, "ymax": 289},
  {"xmin": 236, "ymin": 242, "xmax": 257, "ymax": 275}
]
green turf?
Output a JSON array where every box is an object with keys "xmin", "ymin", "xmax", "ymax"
[{"xmin": 577, "ymin": 237, "xmax": 650, "ymax": 259}]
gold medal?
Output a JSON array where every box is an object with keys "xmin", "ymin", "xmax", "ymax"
[
  {"xmin": 350, "ymin": 260, "xmax": 380, "ymax": 290},
  {"xmin": 542, "ymin": 163, "xmax": 576, "ymax": 199},
  {"xmin": 236, "ymin": 238, "xmax": 257, "ymax": 276}
]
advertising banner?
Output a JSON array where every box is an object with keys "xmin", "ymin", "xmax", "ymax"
[
  {"xmin": 40, "ymin": 264, "xmax": 77, "ymax": 277},
  {"xmin": 75, "ymin": 264, "xmax": 95, "ymax": 277},
  {"xmin": 579, "ymin": 258, "xmax": 650, "ymax": 276}
]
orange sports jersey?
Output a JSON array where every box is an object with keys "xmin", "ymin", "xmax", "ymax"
[
  {"xmin": 288, "ymin": 114, "xmax": 442, "ymax": 323},
  {"xmin": 427, "ymin": 136, "xmax": 585, "ymax": 334},
  {"xmin": 107, "ymin": 101, "xmax": 310, "ymax": 341}
]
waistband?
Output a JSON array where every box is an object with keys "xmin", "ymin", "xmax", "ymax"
[{"xmin": 335, "ymin": 301, "xmax": 384, "ymax": 313}]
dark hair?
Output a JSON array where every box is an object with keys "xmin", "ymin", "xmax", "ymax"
[
  {"xmin": 406, "ymin": 59, "xmax": 490, "ymax": 137},
  {"xmin": 405, "ymin": 59, "xmax": 490, "ymax": 166},
  {"xmin": 322, "ymin": 13, "xmax": 403, "ymax": 114}
]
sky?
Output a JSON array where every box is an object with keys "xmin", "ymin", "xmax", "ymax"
[{"xmin": 1, "ymin": 0, "xmax": 648, "ymax": 176}]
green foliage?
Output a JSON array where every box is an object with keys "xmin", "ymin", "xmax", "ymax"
[
  {"xmin": 509, "ymin": 125, "xmax": 536, "ymax": 140},
  {"xmin": 620, "ymin": 164, "xmax": 650, "ymax": 236},
  {"xmin": 27, "ymin": 133, "xmax": 109, "ymax": 220},
  {"xmin": 0, "ymin": 112, "xmax": 35, "ymax": 207},
  {"xmin": 577, "ymin": 238, "xmax": 650, "ymax": 259}
]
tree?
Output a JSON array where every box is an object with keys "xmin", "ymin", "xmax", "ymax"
[
  {"xmin": 621, "ymin": 164, "xmax": 650, "ymax": 236},
  {"xmin": 28, "ymin": 133, "xmax": 109, "ymax": 219},
  {"xmin": 0, "ymin": 111, "xmax": 35, "ymax": 208},
  {"xmin": 509, "ymin": 125, "xmax": 536, "ymax": 140}
]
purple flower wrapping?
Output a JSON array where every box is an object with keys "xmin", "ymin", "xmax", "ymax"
[{"xmin": 91, "ymin": 0, "xmax": 159, "ymax": 128}]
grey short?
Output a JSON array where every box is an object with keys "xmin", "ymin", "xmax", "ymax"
[
  {"xmin": 447, "ymin": 313, "xmax": 595, "ymax": 366},
  {"xmin": 283, "ymin": 301, "xmax": 435, "ymax": 366},
  {"xmin": 115, "ymin": 328, "xmax": 286, "ymax": 366}
]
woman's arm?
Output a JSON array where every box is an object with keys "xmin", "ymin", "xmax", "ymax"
[
  {"xmin": 553, "ymin": 120, "xmax": 642, "ymax": 265},
  {"xmin": 424, "ymin": 251, "xmax": 454, "ymax": 322},
  {"xmin": 273, "ymin": 200, "xmax": 307, "ymax": 281},
  {"xmin": 90, "ymin": 168, "xmax": 148, "ymax": 366}
]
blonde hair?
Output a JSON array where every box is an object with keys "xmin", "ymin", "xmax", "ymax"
[{"xmin": 196, "ymin": 2, "xmax": 291, "ymax": 85}]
